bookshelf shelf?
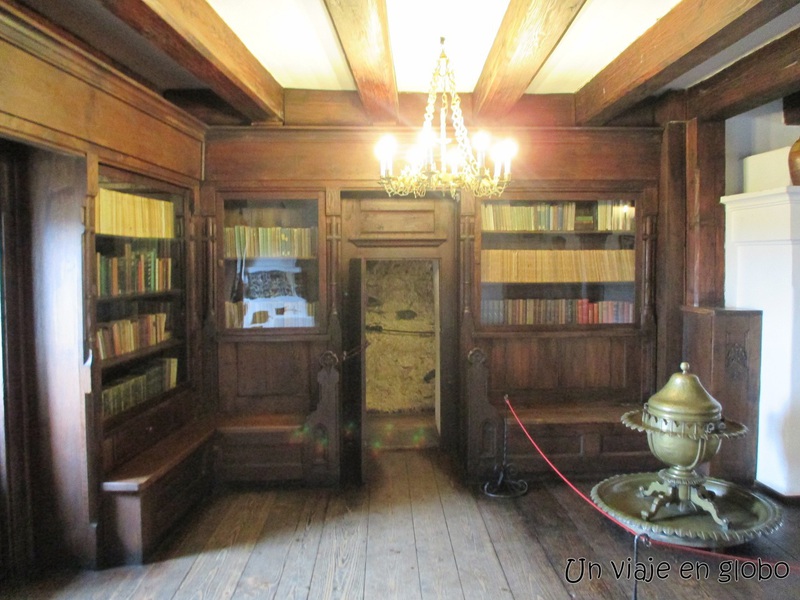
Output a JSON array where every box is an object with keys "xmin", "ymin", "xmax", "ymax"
[
  {"xmin": 98, "ymin": 338, "xmax": 184, "ymax": 369},
  {"xmin": 96, "ymin": 289, "xmax": 184, "ymax": 302},
  {"xmin": 479, "ymin": 197, "xmax": 638, "ymax": 328},
  {"xmin": 93, "ymin": 165, "xmax": 190, "ymax": 436},
  {"xmin": 219, "ymin": 192, "xmax": 324, "ymax": 331},
  {"xmin": 101, "ymin": 382, "xmax": 188, "ymax": 433}
]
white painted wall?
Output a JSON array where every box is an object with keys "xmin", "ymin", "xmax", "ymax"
[{"xmin": 723, "ymin": 101, "xmax": 800, "ymax": 495}]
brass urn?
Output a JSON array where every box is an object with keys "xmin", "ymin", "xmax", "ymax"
[
  {"xmin": 591, "ymin": 362, "xmax": 783, "ymax": 547},
  {"xmin": 621, "ymin": 362, "xmax": 747, "ymax": 526}
]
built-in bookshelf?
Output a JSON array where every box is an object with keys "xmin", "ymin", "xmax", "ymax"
[
  {"xmin": 479, "ymin": 198, "xmax": 637, "ymax": 327},
  {"xmin": 220, "ymin": 194, "xmax": 322, "ymax": 330},
  {"xmin": 94, "ymin": 167, "xmax": 188, "ymax": 424}
]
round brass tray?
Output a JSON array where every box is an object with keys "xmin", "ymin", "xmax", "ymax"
[{"xmin": 591, "ymin": 472, "xmax": 783, "ymax": 548}]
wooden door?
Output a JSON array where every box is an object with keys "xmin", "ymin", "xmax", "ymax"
[{"xmin": 342, "ymin": 258, "xmax": 367, "ymax": 484}]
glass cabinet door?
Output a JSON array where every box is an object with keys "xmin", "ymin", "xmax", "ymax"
[
  {"xmin": 479, "ymin": 198, "xmax": 637, "ymax": 327},
  {"xmin": 221, "ymin": 193, "xmax": 322, "ymax": 330}
]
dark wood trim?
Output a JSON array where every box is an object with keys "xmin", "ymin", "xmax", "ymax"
[
  {"xmin": 575, "ymin": 0, "xmax": 800, "ymax": 125},
  {"xmin": 688, "ymin": 25, "xmax": 800, "ymax": 120},
  {"xmin": 685, "ymin": 119, "xmax": 725, "ymax": 307},
  {"xmin": 784, "ymin": 91, "xmax": 800, "ymax": 125},
  {"xmin": 656, "ymin": 122, "xmax": 687, "ymax": 387},
  {"xmin": 98, "ymin": 0, "xmax": 283, "ymax": 123},
  {"xmin": 0, "ymin": 141, "xmax": 35, "ymax": 579},
  {"xmin": 323, "ymin": 0, "xmax": 398, "ymax": 124},
  {"xmin": 0, "ymin": 3, "xmax": 205, "ymax": 180},
  {"xmin": 472, "ymin": 0, "xmax": 585, "ymax": 120},
  {"xmin": 348, "ymin": 236, "xmax": 447, "ymax": 248}
]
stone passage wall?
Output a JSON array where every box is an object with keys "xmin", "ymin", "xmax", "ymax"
[{"xmin": 365, "ymin": 260, "xmax": 436, "ymax": 413}]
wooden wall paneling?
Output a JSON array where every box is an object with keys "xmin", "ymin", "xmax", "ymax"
[
  {"xmin": 685, "ymin": 119, "xmax": 725, "ymax": 307},
  {"xmin": 203, "ymin": 128, "xmax": 662, "ymax": 186},
  {"xmin": 233, "ymin": 342, "xmax": 309, "ymax": 414},
  {"xmin": 657, "ymin": 122, "xmax": 688, "ymax": 386},
  {"xmin": 217, "ymin": 341, "xmax": 238, "ymax": 414},
  {"xmin": 491, "ymin": 338, "xmax": 559, "ymax": 396},
  {"xmin": 0, "ymin": 8, "xmax": 204, "ymax": 180},
  {"xmin": 682, "ymin": 307, "xmax": 762, "ymax": 485},
  {"xmin": 559, "ymin": 337, "xmax": 615, "ymax": 388},
  {"xmin": 282, "ymin": 90, "xmax": 577, "ymax": 128},
  {"xmin": 28, "ymin": 148, "xmax": 97, "ymax": 568}
]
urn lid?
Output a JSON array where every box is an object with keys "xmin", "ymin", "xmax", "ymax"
[{"xmin": 646, "ymin": 362, "xmax": 722, "ymax": 423}]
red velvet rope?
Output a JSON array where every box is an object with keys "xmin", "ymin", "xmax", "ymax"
[{"xmin": 503, "ymin": 395, "xmax": 799, "ymax": 573}]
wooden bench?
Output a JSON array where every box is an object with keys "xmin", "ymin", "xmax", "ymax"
[
  {"xmin": 102, "ymin": 416, "xmax": 216, "ymax": 565},
  {"xmin": 504, "ymin": 401, "xmax": 660, "ymax": 477},
  {"xmin": 214, "ymin": 352, "xmax": 340, "ymax": 486},
  {"xmin": 215, "ymin": 413, "xmax": 308, "ymax": 482}
]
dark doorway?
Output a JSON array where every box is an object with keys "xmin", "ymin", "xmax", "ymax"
[{"xmin": 0, "ymin": 140, "xmax": 35, "ymax": 580}]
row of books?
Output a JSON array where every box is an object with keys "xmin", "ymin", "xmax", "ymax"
[
  {"xmin": 96, "ymin": 188, "xmax": 176, "ymax": 238},
  {"xmin": 96, "ymin": 243, "xmax": 173, "ymax": 297},
  {"xmin": 101, "ymin": 358, "xmax": 179, "ymax": 419},
  {"xmin": 223, "ymin": 225, "xmax": 317, "ymax": 259},
  {"xmin": 481, "ymin": 200, "xmax": 635, "ymax": 232},
  {"xmin": 596, "ymin": 200, "xmax": 635, "ymax": 232},
  {"xmin": 224, "ymin": 300, "xmax": 318, "ymax": 329},
  {"xmin": 481, "ymin": 298, "xmax": 635, "ymax": 326},
  {"xmin": 96, "ymin": 313, "xmax": 172, "ymax": 360},
  {"xmin": 481, "ymin": 202, "xmax": 578, "ymax": 232},
  {"xmin": 481, "ymin": 249, "xmax": 635, "ymax": 283}
]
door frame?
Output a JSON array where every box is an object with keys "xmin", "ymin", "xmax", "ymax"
[{"xmin": 339, "ymin": 192, "xmax": 459, "ymax": 479}]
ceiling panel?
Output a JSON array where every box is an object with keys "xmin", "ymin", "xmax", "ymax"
[
  {"xmin": 207, "ymin": 0, "xmax": 355, "ymax": 90},
  {"xmin": 527, "ymin": 0, "xmax": 682, "ymax": 93},
  {"xmin": 386, "ymin": 0, "xmax": 511, "ymax": 92}
]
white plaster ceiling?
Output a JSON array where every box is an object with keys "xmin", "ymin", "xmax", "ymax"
[{"xmin": 206, "ymin": 0, "xmax": 683, "ymax": 93}]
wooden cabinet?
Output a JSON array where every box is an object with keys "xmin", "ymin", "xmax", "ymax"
[
  {"xmin": 466, "ymin": 187, "xmax": 658, "ymax": 480},
  {"xmin": 478, "ymin": 195, "xmax": 637, "ymax": 328},
  {"xmin": 90, "ymin": 166, "xmax": 214, "ymax": 565},
  {"xmin": 212, "ymin": 188, "xmax": 338, "ymax": 485}
]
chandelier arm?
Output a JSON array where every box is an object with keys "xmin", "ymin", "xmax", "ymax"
[{"xmin": 376, "ymin": 37, "xmax": 512, "ymax": 199}]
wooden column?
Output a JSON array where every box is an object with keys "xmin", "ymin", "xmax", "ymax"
[
  {"xmin": 685, "ymin": 118, "xmax": 725, "ymax": 307},
  {"xmin": 656, "ymin": 122, "xmax": 687, "ymax": 385}
]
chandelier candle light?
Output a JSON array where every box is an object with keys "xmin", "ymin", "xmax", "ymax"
[{"xmin": 376, "ymin": 38, "xmax": 517, "ymax": 199}]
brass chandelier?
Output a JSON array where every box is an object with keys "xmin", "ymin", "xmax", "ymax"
[{"xmin": 375, "ymin": 38, "xmax": 517, "ymax": 199}]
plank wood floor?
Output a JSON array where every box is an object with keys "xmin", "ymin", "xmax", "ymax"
[{"xmin": 3, "ymin": 450, "xmax": 799, "ymax": 600}]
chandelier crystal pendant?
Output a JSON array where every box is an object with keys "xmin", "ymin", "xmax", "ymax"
[{"xmin": 375, "ymin": 38, "xmax": 517, "ymax": 199}]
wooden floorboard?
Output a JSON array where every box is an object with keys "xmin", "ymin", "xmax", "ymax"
[
  {"xmin": 364, "ymin": 452, "xmax": 421, "ymax": 599},
  {"xmin": 307, "ymin": 485, "xmax": 369, "ymax": 599},
  {"xmin": 3, "ymin": 449, "xmax": 799, "ymax": 600},
  {"xmin": 406, "ymin": 452, "xmax": 464, "ymax": 600},
  {"xmin": 431, "ymin": 453, "xmax": 515, "ymax": 600},
  {"xmin": 235, "ymin": 488, "xmax": 328, "ymax": 600}
]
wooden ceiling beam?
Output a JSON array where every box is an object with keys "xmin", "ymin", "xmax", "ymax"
[
  {"xmin": 473, "ymin": 0, "xmax": 585, "ymax": 121},
  {"xmin": 323, "ymin": 0, "xmax": 398, "ymax": 124},
  {"xmin": 99, "ymin": 0, "xmax": 284, "ymax": 123},
  {"xmin": 687, "ymin": 27, "xmax": 800, "ymax": 120},
  {"xmin": 575, "ymin": 0, "xmax": 800, "ymax": 126}
]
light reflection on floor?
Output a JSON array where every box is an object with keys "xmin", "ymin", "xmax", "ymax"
[{"xmin": 366, "ymin": 412, "xmax": 439, "ymax": 451}]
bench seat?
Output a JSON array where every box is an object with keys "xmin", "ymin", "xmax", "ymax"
[{"xmin": 102, "ymin": 417, "xmax": 216, "ymax": 565}]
